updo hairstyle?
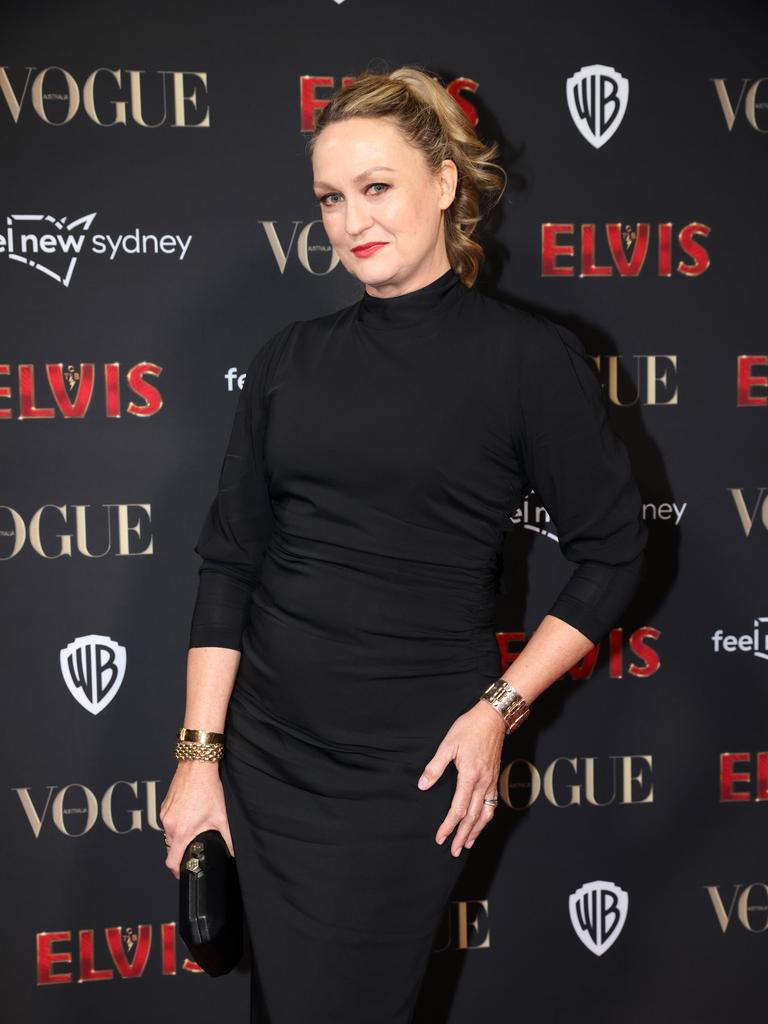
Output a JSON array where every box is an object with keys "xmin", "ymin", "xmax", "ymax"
[{"xmin": 307, "ymin": 65, "xmax": 507, "ymax": 288}]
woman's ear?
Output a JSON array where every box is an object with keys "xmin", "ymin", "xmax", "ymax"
[{"xmin": 438, "ymin": 159, "xmax": 458, "ymax": 210}]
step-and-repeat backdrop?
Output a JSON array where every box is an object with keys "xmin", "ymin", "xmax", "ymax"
[{"xmin": 4, "ymin": 1, "xmax": 765, "ymax": 1020}]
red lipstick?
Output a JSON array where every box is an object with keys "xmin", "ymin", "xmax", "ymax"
[{"xmin": 352, "ymin": 242, "xmax": 389, "ymax": 258}]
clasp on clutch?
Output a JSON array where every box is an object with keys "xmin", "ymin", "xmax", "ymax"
[{"xmin": 186, "ymin": 841, "xmax": 206, "ymax": 874}]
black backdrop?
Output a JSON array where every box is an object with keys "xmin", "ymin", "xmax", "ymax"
[{"xmin": 3, "ymin": 0, "xmax": 767, "ymax": 1020}]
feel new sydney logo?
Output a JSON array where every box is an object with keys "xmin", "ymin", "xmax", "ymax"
[{"xmin": 0, "ymin": 212, "xmax": 192, "ymax": 286}]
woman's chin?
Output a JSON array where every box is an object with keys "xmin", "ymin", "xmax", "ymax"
[{"xmin": 350, "ymin": 261, "xmax": 400, "ymax": 288}]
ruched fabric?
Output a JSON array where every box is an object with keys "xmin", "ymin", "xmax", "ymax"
[{"xmin": 189, "ymin": 268, "xmax": 647, "ymax": 1022}]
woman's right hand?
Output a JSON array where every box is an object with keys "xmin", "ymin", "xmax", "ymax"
[{"xmin": 159, "ymin": 760, "xmax": 235, "ymax": 879}]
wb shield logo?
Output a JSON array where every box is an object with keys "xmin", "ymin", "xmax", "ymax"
[
  {"xmin": 566, "ymin": 64, "xmax": 629, "ymax": 148},
  {"xmin": 569, "ymin": 880, "xmax": 628, "ymax": 955},
  {"xmin": 60, "ymin": 634, "xmax": 126, "ymax": 715}
]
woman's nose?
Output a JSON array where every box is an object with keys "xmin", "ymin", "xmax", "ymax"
[{"xmin": 344, "ymin": 196, "xmax": 373, "ymax": 237}]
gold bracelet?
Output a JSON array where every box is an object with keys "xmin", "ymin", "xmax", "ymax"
[
  {"xmin": 175, "ymin": 739, "xmax": 224, "ymax": 762},
  {"xmin": 481, "ymin": 678, "xmax": 530, "ymax": 734},
  {"xmin": 177, "ymin": 728, "xmax": 225, "ymax": 744}
]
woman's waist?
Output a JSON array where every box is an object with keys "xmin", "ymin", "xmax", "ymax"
[
  {"xmin": 233, "ymin": 631, "xmax": 498, "ymax": 755},
  {"xmin": 266, "ymin": 524, "xmax": 497, "ymax": 590},
  {"xmin": 257, "ymin": 540, "xmax": 496, "ymax": 640}
]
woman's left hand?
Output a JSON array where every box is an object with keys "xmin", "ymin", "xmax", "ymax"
[{"xmin": 417, "ymin": 698, "xmax": 507, "ymax": 856}]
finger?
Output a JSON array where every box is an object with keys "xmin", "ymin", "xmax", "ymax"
[
  {"xmin": 161, "ymin": 826, "xmax": 175, "ymax": 877},
  {"xmin": 165, "ymin": 823, "xmax": 234, "ymax": 878},
  {"xmin": 165, "ymin": 844, "xmax": 182, "ymax": 880},
  {"xmin": 418, "ymin": 743, "xmax": 453, "ymax": 790},
  {"xmin": 164, "ymin": 831, "xmax": 193, "ymax": 880},
  {"xmin": 220, "ymin": 822, "xmax": 235, "ymax": 858},
  {"xmin": 435, "ymin": 774, "xmax": 477, "ymax": 844},
  {"xmin": 450, "ymin": 785, "xmax": 487, "ymax": 856},
  {"xmin": 463, "ymin": 791, "xmax": 499, "ymax": 849}
]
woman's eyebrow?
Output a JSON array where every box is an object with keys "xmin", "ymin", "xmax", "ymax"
[{"xmin": 313, "ymin": 165, "xmax": 397, "ymax": 190}]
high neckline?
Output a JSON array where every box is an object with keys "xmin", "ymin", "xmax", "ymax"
[{"xmin": 355, "ymin": 267, "xmax": 464, "ymax": 331}]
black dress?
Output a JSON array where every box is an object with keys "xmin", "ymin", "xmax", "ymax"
[{"xmin": 189, "ymin": 267, "xmax": 647, "ymax": 1022}]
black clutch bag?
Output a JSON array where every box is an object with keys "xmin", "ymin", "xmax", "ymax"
[{"xmin": 178, "ymin": 829, "xmax": 244, "ymax": 976}]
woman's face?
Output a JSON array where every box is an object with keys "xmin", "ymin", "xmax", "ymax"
[{"xmin": 311, "ymin": 116, "xmax": 457, "ymax": 298}]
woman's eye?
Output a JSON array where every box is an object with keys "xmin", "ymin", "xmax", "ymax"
[{"xmin": 316, "ymin": 183, "xmax": 389, "ymax": 208}]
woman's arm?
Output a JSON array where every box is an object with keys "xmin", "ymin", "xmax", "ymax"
[
  {"xmin": 182, "ymin": 645, "xmax": 241, "ymax": 732},
  {"xmin": 162, "ymin": 330, "xmax": 292, "ymax": 877},
  {"xmin": 161, "ymin": 645, "xmax": 241, "ymax": 878},
  {"xmin": 487, "ymin": 612, "xmax": 595, "ymax": 707},
  {"xmin": 419, "ymin": 316, "xmax": 648, "ymax": 854},
  {"xmin": 426, "ymin": 613, "xmax": 596, "ymax": 857}
]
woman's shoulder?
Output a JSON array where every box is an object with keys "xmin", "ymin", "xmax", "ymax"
[
  {"xmin": 284, "ymin": 297, "xmax": 361, "ymax": 337},
  {"xmin": 246, "ymin": 301, "xmax": 358, "ymax": 363},
  {"xmin": 468, "ymin": 286, "xmax": 589, "ymax": 369}
]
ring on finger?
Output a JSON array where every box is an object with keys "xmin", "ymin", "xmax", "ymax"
[{"xmin": 454, "ymin": 790, "xmax": 488, "ymax": 854}]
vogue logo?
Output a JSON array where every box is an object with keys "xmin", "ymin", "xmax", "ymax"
[
  {"xmin": 0, "ymin": 503, "xmax": 154, "ymax": 559},
  {"xmin": 705, "ymin": 884, "xmax": 768, "ymax": 933},
  {"xmin": 0, "ymin": 66, "xmax": 210, "ymax": 127},
  {"xmin": 260, "ymin": 220, "xmax": 337, "ymax": 275},
  {"xmin": 498, "ymin": 755, "xmax": 654, "ymax": 809},
  {"xmin": 1, "ymin": 213, "xmax": 192, "ymax": 287},
  {"xmin": 541, "ymin": 222, "xmax": 711, "ymax": 277},
  {"xmin": 710, "ymin": 78, "xmax": 768, "ymax": 132},
  {"xmin": 432, "ymin": 900, "xmax": 490, "ymax": 952},
  {"xmin": 594, "ymin": 354, "xmax": 679, "ymax": 406},
  {"xmin": 730, "ymin": 488, "xmax": 768, "ymax": 536},
  {"xmin": 14, "ymin": 780, "xmax": 162, "ymax": 837}
]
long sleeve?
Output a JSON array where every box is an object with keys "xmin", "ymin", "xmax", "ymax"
[
  {"xmin": 515, "ymin": 316, "xmax": 648, "ymax": 644},
  {"xmin": 188, "ymin": 325, "xmax": 289, "ymax": 651}
]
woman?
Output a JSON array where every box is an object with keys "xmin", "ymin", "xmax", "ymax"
[{"xmin": 160, "ymin": 66, "xmax": 647, "ymax": 1022}]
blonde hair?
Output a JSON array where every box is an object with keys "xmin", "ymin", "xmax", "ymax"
[{"xmin": 307, "ymin": 65, "xmax": 507, "ymax": 289}]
